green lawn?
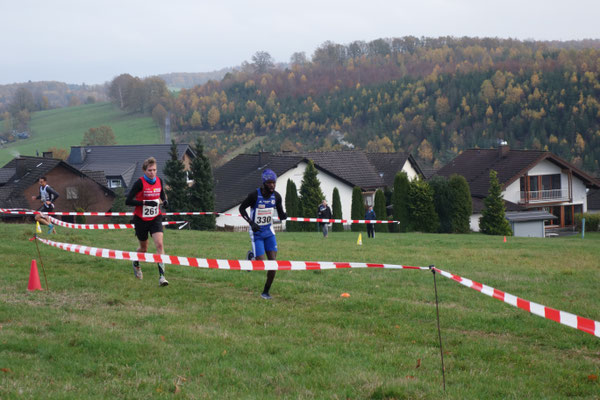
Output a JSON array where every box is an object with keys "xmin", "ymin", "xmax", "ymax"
[
  {"xmin": 0, "ymin": 224, "xmax": 598, "ymax": 399},
  {"xmin": 0, "ymin": 102, "xmax": 161, "ymax": 166}
]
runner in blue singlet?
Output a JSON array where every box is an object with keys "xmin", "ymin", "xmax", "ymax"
[{"xmin": 239, "ymin": 169, "xmax": 287, "ymax": 300}]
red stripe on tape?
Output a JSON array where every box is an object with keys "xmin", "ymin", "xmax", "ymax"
[
  {"xmin": 471, "ymin": 281, "xmax": 483, "ymax": 292},
  {"xmin": 517, "ymin": 298, "xmax": 531, "ymax": 312},
  {"xmin": 277, "ymin": 260, "xmax": 292, "ymax": 270},
  {"xmin": 545, "ymin": 307, "xmax": 560, "ymax": 323},
  {"xmin": 252, "ymin": 259, "xmax": 265, "ymax": 270},
  {"xmin": 207, "ymin": 259, "xmax": 218, "ymax": 269},
  {"xmin": 229, "ymin": 260, "xmax": 241, "ymax": 270},
  {"xmin": 306, "ymin": 262, "xmax": 320, "ymax": 270},
  {"xmin": 492, "ymin": 289, "xmax": 505, "ymax": 301},
  {"xmin": 578, "ymin": 317, "xmax": 596, "ymax": 336}
]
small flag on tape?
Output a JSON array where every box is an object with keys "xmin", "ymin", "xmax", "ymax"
[
  {"xmin": 357, "ymin": 233, "xmax": 362, "ymax": 245},
  {"xmin": 36, "ymin": 221, "xmax": 42, "ymax": 233}
]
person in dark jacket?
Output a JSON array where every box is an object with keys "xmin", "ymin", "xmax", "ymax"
[
  {"xmin": 317, "ymin": 199, "xmax": 332, "ymax": 238},
  {"xmin": 31, "ymin": 176, "xmax": 59, "ymax": 234},
  {"xmin": 365, "ymin": 205, "xmax": 376, "ymax": 238}
]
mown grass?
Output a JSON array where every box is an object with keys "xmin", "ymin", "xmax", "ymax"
[
  {"xmin": 0, "ymin": 102, "xmax": 161, "ymax": 166},
  {"xmin": 0, "ymin": 223, "xmax": 598, "ymax": 399}
]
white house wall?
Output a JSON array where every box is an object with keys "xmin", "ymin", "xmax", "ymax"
[
  {"xmin": 402, "ymin": 160, "xmax": 419, "ymax": 181},
  {"xmin": 470, "ymin": 214, "xmax": 481, "ymax": 232}
]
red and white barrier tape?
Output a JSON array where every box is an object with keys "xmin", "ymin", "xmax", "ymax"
[
  {"xmin": 47, "ymin": 215, "xmax": 188, "ymax": 230},
  {"xmin": 2, "ymin": 208, "xmax": 399, "ymax": 224},
  {"xmin": 433, "ymin": 267, "xmax": 600, "ymax": 338},
  {"xmin": 34, "ymin": 236, "xmax": 427, "ymax": 271},
  {"xmin": 29, "ymin": 233, "xmax": 599, "ymax": 337},
  {"xmin": 284, "ymin": 217, "xmax": 399, "ymax": 224}
]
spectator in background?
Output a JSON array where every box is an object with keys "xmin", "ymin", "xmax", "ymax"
[
  {"xmin": 317, "ymin": 199, "xmax": 332, "ymax": 238},
  {"xmin": 365, "ymin": 205, "xmax": 376, "ymax": 238},
  {"xmin": 31, "ymin": 176, "xmax": 59, "ymax": 234}
]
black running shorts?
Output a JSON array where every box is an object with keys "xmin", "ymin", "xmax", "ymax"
[{"xmin": 133, "ymin": 215, "xmax": 163, "ymax": 241}]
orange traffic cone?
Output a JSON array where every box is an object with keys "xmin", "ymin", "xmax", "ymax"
[
  {"xmin": 503, "ymin": 236, "xmax": 507, "ymax": 243},
  {"xmin": 28, "ymin": 260, "xmax": 42, "ymax": 291}
]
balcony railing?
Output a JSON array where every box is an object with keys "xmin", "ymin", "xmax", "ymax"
[{"xmin": 519, "ymin": 189, "xmax": 569, "ymax": 203}]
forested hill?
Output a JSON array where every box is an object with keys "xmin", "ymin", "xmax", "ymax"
[{"xmin": 171, "ymin": 37, "xmax": 600, "ymax": 175}]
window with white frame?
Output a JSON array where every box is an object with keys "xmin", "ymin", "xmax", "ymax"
[{"xmin": 109, "ymin": 179, "xmax": 122, "ymax": 188}]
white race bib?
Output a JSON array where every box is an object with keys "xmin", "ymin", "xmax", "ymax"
[
  {"xmin": 143, "ymin": 204, "xmax": 159, "ymax": 218},
  {"xmin": 254, "ymin": 208, "xmax": 273, "ymax": 226}
]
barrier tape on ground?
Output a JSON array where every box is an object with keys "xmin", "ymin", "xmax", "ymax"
[
  {"xmin": 47, "ymin": 215, "xmax": 188, "ymax": 230},
  {"xmin": 2, "ymin": 208, "xmax": 399, "ymax": 224},
  {"xmin": 433, "ymin": 267, "xmax": 600, "ymax": 338},
  {"xmin": 34, "ymin": 236, "xmax": 427, "ymax": 271}
]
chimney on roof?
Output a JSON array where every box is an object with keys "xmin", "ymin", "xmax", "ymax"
[
  {"xmin": 16, "ymin": 158, "xmax": 27, "ymax": 178},
  {"xmin": 42, "ymin": 151, "xmax": 53, "ymax": 158},
  {"xmin": 258, "ymin": 151, "xmax": 269, "ymax": 167},
  {"xmin": 498, "ymin": 141, "xmax": 509, "ymax": 158}
]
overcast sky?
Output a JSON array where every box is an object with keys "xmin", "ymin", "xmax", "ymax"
[{"xmin": 2, "ymin": 0, "xmax": 598, "ymax": 85}]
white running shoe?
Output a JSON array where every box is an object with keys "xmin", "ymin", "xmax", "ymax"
[
  {"xmin": 132, "ymin": 261, "xmax": 143, "ymax": 280},
  {"xmin": 159, "ymin": 276, "xmax": 169, "ymax": 287}
]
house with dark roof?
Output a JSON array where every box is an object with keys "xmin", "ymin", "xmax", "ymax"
[
  {"xmin": 214, "ymin": 151, "xmax": 422, "ymax": 227},
  {"xmin": 434, "ymin": 145, "xmax": 600, "ymax": 231},
  {"xmin": 67, "ymin": 144, "xmax": 196, "ymax": 193},
  {"xmin": 0, "ymin": 155, "xmax": 114, "ymax": 219}
]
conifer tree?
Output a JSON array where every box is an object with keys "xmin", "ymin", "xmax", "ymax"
[
  {"xmin": 429, "ymin": 176, "xmax": 452, "ymax": 233},
  {"xmin": 407, "ymin": 179, "xmax": 439, "ymax": 233},
  {"xmin": 351, "ymin": 186, "xmax": 365, "ymax": 232},
  {"xmin": 109, "ymin": 187, "xmax": 129, "ymax": 224},
  {"xmin": 163, "ymin": 140, "xmax": 189, "ymax": 221},
  {"xmin": 298, "ymin": 160, "xmax": 324, "ymax": 231},
  {"xmin": 374, "ymin": 189, "xmax": 388, "ymax": 233},
  {"xmin": 448, "ymin": 174, "xmax": 472, "ymax": 233},
  {"xmin": 188, "ymin": 137, "xmax": 215, "ymax": 230},
  {"xmin": 479, "ymin": 170, "xmax": 512, "ymax": 235},
  {"xmin": 331, "ymin": 187, "xmax": 344, "ymax": 232},
  {"xmin": 392, "ymin": 172, "xmax": 410, "ymax": 232},
  {"xmin": 284, "ymin": 179, "xmax": 300, "ymax": 232}
]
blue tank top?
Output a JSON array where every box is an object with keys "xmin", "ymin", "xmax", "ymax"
[{"xmin": 250, "ymin": 188, "xmax": 276, "ymax": 238}]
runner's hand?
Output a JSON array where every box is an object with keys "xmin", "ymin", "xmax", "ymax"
[
  {"xmin": 144, "ymin": 200, "xmax": 158, "ymax": 207},
  {"xmin": 161, "ymin": 200, "xmax": 169, "ymax": 209},
  {"xmin": 250, "ymin": 222, "xmax": 261, "ymax": 232},
  {"xmin": 280, "ymin": 212, "xmax": 287, "ymax": 220}
]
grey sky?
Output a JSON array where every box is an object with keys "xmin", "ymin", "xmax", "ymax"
[{"xmin": 2, "ymin": 0, "xmax": 598, "ymax": 85}]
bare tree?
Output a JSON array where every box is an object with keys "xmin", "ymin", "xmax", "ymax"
[{"xmin": 251, "ymin": 51, "xmax": 275, "ymax": 73}]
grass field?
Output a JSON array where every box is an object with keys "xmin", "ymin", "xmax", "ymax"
[
  {"xmin": 0, "ymin": 102, "xmax": 161, "ymax": 166},
  {"xmin": 0, "ymin": 223, "xmax": 599, "ymax": 399}
]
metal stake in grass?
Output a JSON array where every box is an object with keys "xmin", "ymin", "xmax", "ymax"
[{"xmin": 430, "ymin": 265, "xmax": 446, "ymax": 391}]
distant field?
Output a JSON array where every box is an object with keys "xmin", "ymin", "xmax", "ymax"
[
  {"xmin": 0, "ymin": 224, "xmax": 598, "ymax": 399},
  {"xmin": 0, "ymin": 102, "xmax": 161, "ymax": 166}
]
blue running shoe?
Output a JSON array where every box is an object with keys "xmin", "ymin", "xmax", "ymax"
[{"xmin": 261, "ymin": 293, "xmax": 272, "ymax": 300}]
